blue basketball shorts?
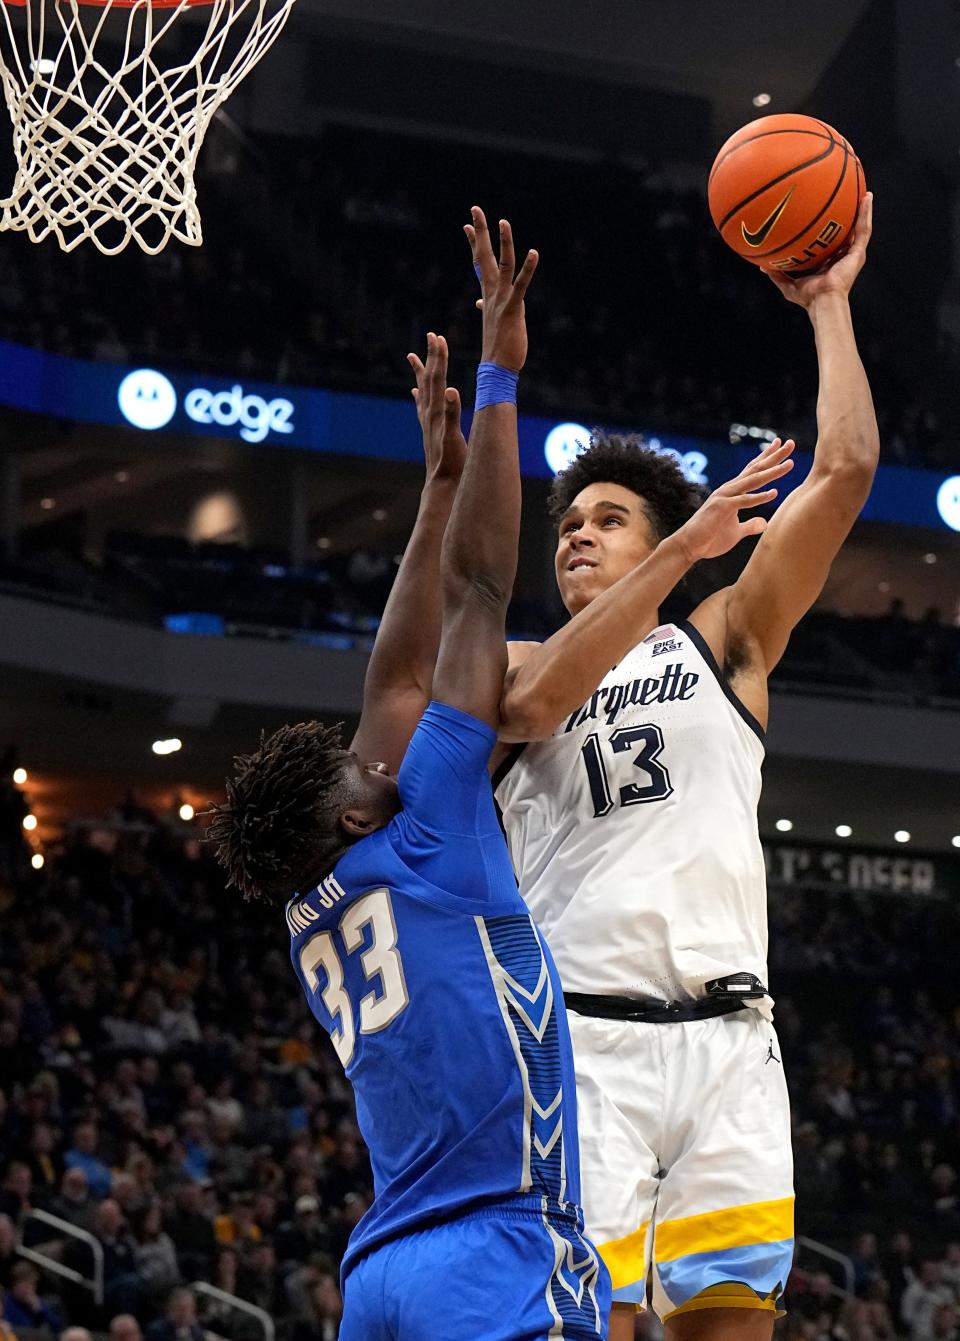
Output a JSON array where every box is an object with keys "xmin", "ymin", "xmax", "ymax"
[{"xmin": 339, "ymin": 1203, "xmax": 611, "ymax": 1341}]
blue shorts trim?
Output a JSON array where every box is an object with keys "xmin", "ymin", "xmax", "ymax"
[
  {"xmin": 655, "ymin": 1238, "xmax": 795, "ymax": 1312},
  {"xmin": 611, "ymin": 1280, "xmax": 647, "ymax": 1305}
]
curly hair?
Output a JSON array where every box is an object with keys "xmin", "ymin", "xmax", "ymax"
[
  {"xmin": 206, "ymin": 720, "xmax": 353, "ymax": 906},
  {"xmin": 547, "ymin": 431, "xmax": 705, "ymax": 541}
]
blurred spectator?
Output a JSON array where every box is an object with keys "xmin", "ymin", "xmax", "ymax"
[
  {"xmin": 25, "ymin": 1123, "xmax": 64, "ymax": 1202},
  {"xmin": 214, "ymin": 1193, "xmax": 261, "ymax": 1250},
  {"xmin": 110, "ymin": 1316, "xmax": 143, "ymax": 1341},
  {"xmin": 164, "ymin": 1183, "xmax": 215, "ymax": 1282},
  {"xmin": 241, "ymin": 1240, "xmax": 281, "ymax": 1316},
  {"xmin": 64, "ymin": 1123, "xmax": 112, "ymax": 1199},
  {"xmin": 206, "ymin": 1115, "xmax": 251, "ymax": 1193},
  {"xmin": 144, "ymin": 1287, "xmax": 208, "ymax": 1341},
  {"xmin": 242, "ymin": 1080, "xmax": 286, "ymax": 1150},
  {"xmin": 48, "ymin": 1168, "xmax": 95, "ymax": 1234},
  {"xmin": 61, "ymin": 1329, "xmax": 93, "ymax": 1341},
  {"xmin": 133, "ymin": 1203, "xmax": 181, "ymax": 1311},
  {"xmin": 206, "ymin": 1079, "xmax": 243, "ymax": 1131},
  {"xmin": 941, "ymin": 1244, "xmax": 960, "ymax": 1296},
  {"xmin": 276, "ymin": 1194, "xmax": 331, "ymax": 1266},
  {"xmin": 853, "ymin": 1233, "xmax": 884, "ymax": 1295},
  {"xmin": 930, "ymin": 1303, "xmax": 960, "ymax": 1340},
  {"xmin": 792, "ymin": 1269, "xmax": 843, "ymax": 1331},
  {"xmin": 197, "ymin": 1248, "xmax": 241, "ymax": 1334},
  {"xmin": 291, "ymin": 1272, "xmax": 342, "ymax": 1341},
  {"xmin": 0, "ymin": 1161, "xmax": 33, "ymax": 1219},
  {"xmin": 84, "ymin": 1198, "xmax": 142, "ymax": 1318},
  {"xmin": 0, "ymin": 1217, "xmax": 16, "ymax": 1292},
  {"xmin": 902, "ymin": 1262, "xmax": 954, "ymax": 1338},
  {"xmin": 1, "ymin": 1262, "xmax": 63, "ymax": 1333}
]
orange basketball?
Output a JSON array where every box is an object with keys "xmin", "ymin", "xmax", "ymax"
[{"xmin": 708, "ymin": 113, "xmax": 865, "ymax": 275}]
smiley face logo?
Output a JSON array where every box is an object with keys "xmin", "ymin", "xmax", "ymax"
[
  {"xmin": 937, "ymin": 475, "xmax": 960, "ymax": 532},
  {"xmin": 118, "ymin": 368, "xmax": 177, "ymax": 431}
]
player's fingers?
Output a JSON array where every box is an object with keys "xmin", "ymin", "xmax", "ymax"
[
  {"xmin": 467, "ymin": 207, "xmax": 498, "ymax": 293},
  {"xmin": 444, "ymin": 387, "xmax": 461, "ymax": 417},
  {"xmin": 746, "ymin": 439, "xmax": 794, "ymax": 471},
  {"xmin": 732, "ymin": 487, "xmax": 779, "ymax": 508},
  {"xmin": 719, "ymin": 445, "xmax": 789, "ymax": 493},
  {"xmin": 498, "ymin": 218, "xmax": 516, "ymax": 279},
  {"xmin": 427, "ymin": 334, "xmax": 448, "ymax": 390},
  {"xmin": 744, "ymin": 459, "xmax": 795, "ymax": 487},
  {"xmin": 475, "ymin": 298, "xmax": 484, "ymax": 311},
  {"xmin": 850, "ymin": 191, "xmax": 873, "ymax": 251},
  {"xmin": 471, "ymin": 206, "xmax": 496, "ymax": 269},
  {"xmin": 511, "ymin": 249, "xmax": 540, "ymax": 303},
  {"xmin": 756, "ymin": 435, "xmax": 787, "ymax": 454},
  {"xmin": 423, "ymin": 331, "xmax": 438, "ymax": 381},
  {"xmin": 472, "ymin": 205, "xmax": 490, "ymax": 244},
  {"xmin": 465, "ymin": 220, "xmax": 493, "ymax": 286},
  {"xmin": 407, "ymin": 352, "xmax": 426, "ymax": 397},
  {"xmin": 739, "ymin": 516, "xmax": 768, "ymax": 538}
]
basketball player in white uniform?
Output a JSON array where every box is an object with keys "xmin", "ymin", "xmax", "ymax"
[{"xmin": 493, "ymin": 195, "xmax": 877, "ymax": 1341}]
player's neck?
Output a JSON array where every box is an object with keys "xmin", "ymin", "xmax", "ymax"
[{"xmin": 305, "ymin": 845, "xmax": 352, "ymax": 890}]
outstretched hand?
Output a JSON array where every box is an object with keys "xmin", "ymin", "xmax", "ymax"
[
  {"xmin": 464, "ymin": 206, "xmax": 538, "ymax": 371},
  {"xmin": 675, "ymin": 438, "xmax": 796, "ymax": 562},
  {"xmin": 407, "ymin": 333, "xmax": 466, "ymax": 483},
  {"xmin": 765, "ymin": 192, "xmax": 873, "ymax": 308}
]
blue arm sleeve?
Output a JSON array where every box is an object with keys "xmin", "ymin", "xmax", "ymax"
[{"xmin": 396, "ymin": 701, "xmax": 500, "ymax": 837}]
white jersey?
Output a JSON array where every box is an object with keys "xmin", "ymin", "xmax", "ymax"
[{"xmin": 494, "ymin": 620, "xmax": 769, "ymax": 1003}]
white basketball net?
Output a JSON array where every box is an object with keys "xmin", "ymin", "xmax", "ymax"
[{"xmin": 0, "ymin": 0, "xmax": 297, "ymax": 253}]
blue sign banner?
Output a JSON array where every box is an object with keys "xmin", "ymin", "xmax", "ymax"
[{"xmin": 1, "ymin": 338, "xmax": 957, "ymax": 532}]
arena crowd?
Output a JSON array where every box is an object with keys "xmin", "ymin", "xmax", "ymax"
[
  {"xmin": 0, "ymin": 124, "xmax": 951, "ymax": 472},
  {"xmin": 0, "ymin": 774, "xmax": 959, "ymax": 1339}
]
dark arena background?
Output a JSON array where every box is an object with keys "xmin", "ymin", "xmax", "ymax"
[{"xmin": 1, "ymin": 0, "xmax": 959, "ymax": 1337}]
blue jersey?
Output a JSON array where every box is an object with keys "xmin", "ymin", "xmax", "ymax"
[{"xmin": 287, "ymin": 702, "xmax": 582, "ymax": 1280}]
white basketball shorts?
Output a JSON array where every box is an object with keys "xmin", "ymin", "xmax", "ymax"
[{"xmin": 567, "ymin": 1006, "xmax": 794, "ymax": 1322}]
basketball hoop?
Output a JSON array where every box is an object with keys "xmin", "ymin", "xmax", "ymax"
[{"xmin": 0, "ymin": 0, "xmax": 297, "ymax": 253}]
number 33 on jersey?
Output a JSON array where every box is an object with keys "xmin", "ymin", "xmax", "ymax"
[{"xmin": 295, "ymin": 885, "xmax": 409, "ymax": 1067}]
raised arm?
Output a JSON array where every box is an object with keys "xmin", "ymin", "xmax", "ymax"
[
  {"xmin": 497, "ymin": 440, "xmax": 796, "ymax": 741},
  {"xmin": 431, "ymin": 208, "xmax": 538, "ymax": 728},
  {"xmin": 349, "ymin": 334, "xmax": 466, "ymax": 771},
  {"xmin": 721, "ymin": 192, "xmax": 879, "ymax": 678}
]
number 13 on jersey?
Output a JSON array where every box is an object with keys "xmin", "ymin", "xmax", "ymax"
[{"xmin": 580, "ymin": 723, "xmax": 673, "ymax": 818}]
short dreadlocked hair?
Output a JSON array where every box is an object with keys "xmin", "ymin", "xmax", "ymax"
[
  {"xmin": 207, "ymin": 720, "xmax": 355, "ymax": 906},
  {"xmin": 548, "ymin": 431, "xmax": 705, "ymax": 541}
]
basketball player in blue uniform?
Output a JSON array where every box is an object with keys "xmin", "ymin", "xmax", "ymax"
[{"xmin": 209, "ymin": 209, "xmax": 612, "ymax": 1340}]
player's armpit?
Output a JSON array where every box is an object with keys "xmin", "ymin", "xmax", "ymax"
[
  {"xmin": 349, "ymin": 684, "xmax": 431, "ymax": 778},
  {"xmin": 725, "ymin": 458, "xmax": 873, "ymax": 675}
]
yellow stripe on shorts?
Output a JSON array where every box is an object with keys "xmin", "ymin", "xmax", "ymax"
[
  {"xmin": 597, "ymin": 1221, "xmax": 650, "ymax": 1292},
  {"xmin": 655, "ymin": 1196, "xmax": 795, "ymax": 1263}
]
